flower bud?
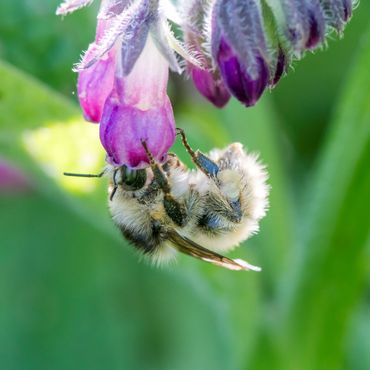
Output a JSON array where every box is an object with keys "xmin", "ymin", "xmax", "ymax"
[
  {"xmin": 279, "ymin": 0, "xmax": 326, "ymax": 52},
  {"xmin": 304, "ymin": 2, "xmax": 326, "ymax": 49},
  {"xmin": 320, "ymin": 0, "xmax": 353, "ymax": 31},
  {"xmin": 217, "ymin": 38, "xmax": 269, "ymax": 107},
  {"xmin": 100, "ymin": 36, "xmax": 175, "ymax": 168},
  {"xmin": 211, "ymin": 0, "xmax": 270, "ymax": 107},
  {"xmin": 183, "ymin": 0, "xmax": 230, "ymax": 108},
  {"xmin": 190, "ymin": 66, "xmax": 231, "ymax": 108}
]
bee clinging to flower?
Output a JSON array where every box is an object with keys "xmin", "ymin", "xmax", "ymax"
[
  {"xmin": 65, "ymin": 129, "xmax": 269, "ymax": 271},
  {"xmin": 58, "ymin": 0, "xmax": 354, "ymax": 270}
]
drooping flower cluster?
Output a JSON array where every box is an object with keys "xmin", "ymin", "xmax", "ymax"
[
  {"xmin": 57, "ymin": 0, "xmax": 355, "ymax": 168},
  {"xmin": 57, "ymin": 0, "xmax": 199, "ymax": 168},
  {"xmin": 184, "ymin": 0, "xmax": 355, "ymax": 107}
]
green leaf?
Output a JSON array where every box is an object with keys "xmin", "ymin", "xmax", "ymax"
[{"xmin": 0, "ymin": 0, "xmax": 96, "ymax": 93}]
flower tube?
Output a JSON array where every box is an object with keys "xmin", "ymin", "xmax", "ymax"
[{"xmin": 100, "ymin": 35, "xmax": 176, "ymax": 168}]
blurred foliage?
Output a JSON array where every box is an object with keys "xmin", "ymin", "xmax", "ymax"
[
  {"xmin": 0, "ymin": 1, "xmax": 369, "ymax": 370},
  {"xmin": 0, "ymin": 0, "xmax": 96, "ymax": 95}
]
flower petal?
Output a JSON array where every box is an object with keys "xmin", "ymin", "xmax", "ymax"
[
  {"xmin": 77, "ymin": 46, "xmax": 116, "ymax": 122},
  {"xmin": 120, "ymin": 19, "xmax": 151, "ymax": 75},
  {"xmin": 100, "ymin": 33, "xmax": 175, "ymax": 168},
  {"xmin": 100, "ymin": 95, "xmax": 176, "ymax": 168},
  {"xmin": 150, "ymin": 20, "xmax": 182, "ymax": 73},
  {"xmin": 190, "ymin": 66, "xmax": 230, "ymax": 108}
]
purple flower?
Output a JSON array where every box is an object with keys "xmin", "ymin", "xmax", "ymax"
[
  {"xmin": 276, "ymin": 0, "xmax": 326, "ymax": 52},
  {"xmin": 183, "ymin": 0, "xmax": 230, "ymax": 108},
  {"xmin": 304, "ymin": 2, "xmax": 326, "ymax": 49},
  {"xmin": 74, "ymin": 0, "xmax": 199, "ymax": 76},
  {"xmin": 58, "ymin": 0, "xmax": 357, "ymax": 121},
  {"xmin": 77, "ymin": 20, "xmax": 116, "ymax": 123},
  {"xmin": 217, "ymin": 39, "xmax": 269, "ymax": 107},
  {"xmin": 211, "ymin": 0, "xmax": 270, "ymax": 107},
  {"xmin": 58, "ymin": 0, "xmax": 186, "ymax": 168},
  {"xmin": 100, "ymin": 36, "xmax": 175, "ymax": 168},
  {"xmin": 190, "ymin": 66, "xmax": 230, "ymax": 108}
]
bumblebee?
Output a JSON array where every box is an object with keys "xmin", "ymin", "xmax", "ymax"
[{"xmin": 65, "ymin": 129, "xmax": 269, "ymax": 271}]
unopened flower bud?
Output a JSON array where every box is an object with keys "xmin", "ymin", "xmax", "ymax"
[
  {"xmin": 217, "ymin": 38, "xmax": 269, "ymax": 107},
  {"xmin": 190, "ymin": 66, "xmax": 231, "ymax": 108},
  {"xmin": 183, "ymin": 0, "xmax": 230, "ymax": 107},
  {"xmin": 304, "ymin": 2, "xmax": 326, "ymax": 49},
  {"xmin": 211, "ymin": 0, "xmax": 270, "ymax": 107},
  {"xmin": 320, "ymin": 0, "xmax": 353, "ymax": 31},
  {"xmin": 277, "ymin": 0, "xmax": 326, "ymax": 52}
]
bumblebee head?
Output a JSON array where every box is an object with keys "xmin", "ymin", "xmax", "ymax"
[{"xmin": 114, "ymin": 165, "xmax": 147, "ymax": 192}]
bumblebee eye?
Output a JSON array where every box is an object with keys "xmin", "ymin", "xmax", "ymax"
[{"xmin": 120, "ymin": 166, "xmax": 147, "ymax": 191}]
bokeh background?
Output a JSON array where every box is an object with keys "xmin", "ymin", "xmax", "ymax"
[{"xmin": 0, "ymin": 1, "xmax": 369, "ymax": 370}]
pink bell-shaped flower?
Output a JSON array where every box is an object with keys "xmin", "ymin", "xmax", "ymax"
[
  {"xmin": 99, "ymin": 35, "xmax": 176, "ymax": 168},
  {"xmin": 76, "ymin": 20, "xmax": 116, "ymax": 123}
]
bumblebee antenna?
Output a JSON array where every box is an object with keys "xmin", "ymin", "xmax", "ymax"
[
  {"xmin": 64, "ymin": 170, "xmax": 119, "ymax": 201},
  {"xmin": 109, "ymin": 169, "xmax": 119, "ymax": 201},
  {"xmin": 63, "ymin": 171, "xmax": 105, "ymax": 178}
]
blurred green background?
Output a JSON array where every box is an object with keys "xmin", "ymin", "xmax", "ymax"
[{"xmin": 0, "ymin": 1, "xmax": 369, "ymax": 370}]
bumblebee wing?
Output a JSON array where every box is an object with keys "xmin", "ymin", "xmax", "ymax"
[{"xmin": 167, "ymin": 231, "xmax": 261, "ymax": 272}]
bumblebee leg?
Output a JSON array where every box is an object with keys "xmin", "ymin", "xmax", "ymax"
[
  {"xmin": 141, "ymin": 140, "xmax": 188, "ymax": 227},
  {"xmin": 178, "ymin": 129, "xmax": 244, "ymax": 224},
  {"xmin": 176, "ymin": 128, "xmax": 219, "ymax": 179}
]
